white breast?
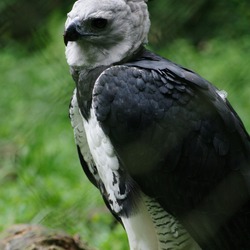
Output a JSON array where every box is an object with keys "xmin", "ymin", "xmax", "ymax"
[
  {"xmin": 83, "ymin": 108, "xmax": 127, "ymax": 213},
  {"xmin": 70, "ymin": 89, "xmax": 125, "ymax": 214}
]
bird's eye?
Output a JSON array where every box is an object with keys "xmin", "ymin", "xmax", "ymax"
[{"xmin": 91, "ymin": 18, "xmax": 108, "ymax": 30}]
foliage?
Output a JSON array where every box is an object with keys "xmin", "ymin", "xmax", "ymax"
[
  {"xmin": 149, "ymin": 0, "xmax": 250, "ymax": 47},
  {"xmin": 0, "ymin": 2, "xmax": 249, "ymax": 250}
]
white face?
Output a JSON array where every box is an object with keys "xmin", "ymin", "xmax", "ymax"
[{"xmin": 65, "ymin": 0, "xmax": 150, "ymax": 68}]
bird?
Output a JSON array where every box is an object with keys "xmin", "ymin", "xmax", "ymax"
[{"xmin": 63, "ymin": 0, "xmax": 250, "ymax": 249}]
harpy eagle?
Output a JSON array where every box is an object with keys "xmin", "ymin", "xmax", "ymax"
[{"xmin": 63, "ymin": 0, "xmax": 250, "ymax": 249}]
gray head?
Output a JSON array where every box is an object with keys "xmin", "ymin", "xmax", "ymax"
[{"xmin": 64, "ymin": 0, "xmax": 150, "ymax": 68}]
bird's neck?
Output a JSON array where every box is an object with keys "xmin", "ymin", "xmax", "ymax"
[{"xmin": 69, "ymin": 45, "xmax": 145, "ymax": 121}]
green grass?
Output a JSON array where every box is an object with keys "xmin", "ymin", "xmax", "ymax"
[{"xmin": 0, "ymin": 15, "xmax": 249, "ymax": 250}]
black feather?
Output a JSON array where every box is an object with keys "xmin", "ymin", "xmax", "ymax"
[{"xmin": 91, "ymin": 48, "xmax": 250, "ymax": 249}]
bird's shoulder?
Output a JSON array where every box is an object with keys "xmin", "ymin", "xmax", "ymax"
[{"xmin": 93, "ymin": 49, "xmax": 245, "ymax": 140}]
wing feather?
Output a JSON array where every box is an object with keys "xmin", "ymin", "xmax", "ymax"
[{"xmin": 92, "ymin": 52, "xmax": 250, "ymax": 248}]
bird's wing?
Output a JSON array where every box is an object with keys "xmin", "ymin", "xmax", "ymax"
[{"xmin": 92, "ymin": 51, "xmax": 250, "ymax": 248}]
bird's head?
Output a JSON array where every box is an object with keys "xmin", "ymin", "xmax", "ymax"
[{"xmin": 64, "ymin": 0, "xmax": 150, "ymax": 68}]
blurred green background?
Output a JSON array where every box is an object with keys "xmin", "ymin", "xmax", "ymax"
[{"xmin": 0, "ymin": 0, "xmax": 249, "ymax": 249}]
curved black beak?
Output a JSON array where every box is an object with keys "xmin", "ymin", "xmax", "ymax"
[{"xmin": 64, "ymin": 22, "xmax": 81, "ymax": 46}]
